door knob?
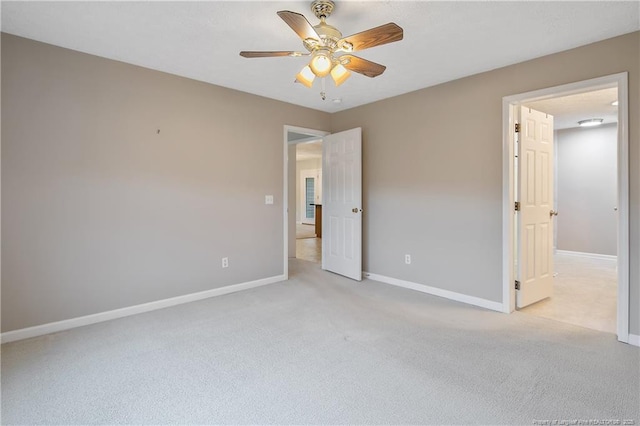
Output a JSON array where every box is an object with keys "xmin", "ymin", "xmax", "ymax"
[
  {"xmin": 550, "ymin": 210, "xmax": 558, "ymax": 217},
  {"xmin": 352, "ymin": 208, "xmax": 359, "ymax": 213}
]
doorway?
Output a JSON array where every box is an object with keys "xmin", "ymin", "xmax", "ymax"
[
  {"xmin": 502, "ymin": 73, "xmax": 630, "ymax": 343},
  {"xmin": 283, "ymin": 126, "xmax": 329, "ymax": 274},
  {"xmin": 517, "ymin": 89, "xmax": 618, "ymax": 333},
  {"xmin": 283, "ymin": 126, "xmax": 364, "ymax": 281}
]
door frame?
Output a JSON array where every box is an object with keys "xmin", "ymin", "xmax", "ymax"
[
  {"xmin": 283, "ymin": 125, "xmax": 330, "ymax": 279},
  {"xmin": 501, "ymin": 72, "xmax": 630, "ymax": 343}
]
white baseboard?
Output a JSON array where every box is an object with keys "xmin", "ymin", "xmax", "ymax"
[
  {"xmin": 556, "ymin": 250, "xmax": 617, "ymax": 260},
  {"xmin": 1, "ymin": 274, "xmax": 286, "ymax": 344},
  {"xmin": 627, "ymin": 334, "xmax": 640, "ymax": 347},
  {"xmin": 363, "ymin": 272, "xmax": 504, "ymax": 313}
]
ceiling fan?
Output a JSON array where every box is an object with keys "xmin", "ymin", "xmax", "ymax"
[{"xmin": 239, "ymin": 0, "xmax": 403, "ymax": 99}]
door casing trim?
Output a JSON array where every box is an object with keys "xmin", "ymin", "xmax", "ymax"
[{"xmin": 501, "ymin": 72, "xmax": 630, "ymax": 343}]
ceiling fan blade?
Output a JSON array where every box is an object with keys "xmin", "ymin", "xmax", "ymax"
[
  {"xmin": 240, "ymin": 51, "xmax": 306, "ymax": 58},
  {"xmin": 277, "ymin": 10, "xmax": 321, "ymax": 41},
  {"xmin": 340, "ymin": 55, "xmax": 386, "ymax": 78},
  {"xmin": 339, "ymin": 23, "xmax": 403, "ymax": 52}
]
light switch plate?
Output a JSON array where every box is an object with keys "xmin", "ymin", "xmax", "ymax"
[{"xmin": 265, "ymin": 195, "xmax": 274, "ymax": 205}]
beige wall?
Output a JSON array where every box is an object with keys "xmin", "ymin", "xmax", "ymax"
[
  {"xmin": 331, "ymin": 32, "xmax": 639, "ymax": 334},
  {"xmin": 1, "ymin": 34, "xmax": 330, "ymax": 332},
  {"xmin": 3, "ymin": 31, "xmax": 639, "ymax": 336}
]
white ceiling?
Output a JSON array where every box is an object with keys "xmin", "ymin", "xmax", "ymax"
[
  {"xmin": 525, "ymin": 88, "xmax": 619, "ymax": 130},
  {"xmin": 1, "ymin": 1, "xmax": 639, "ymax": 113}
]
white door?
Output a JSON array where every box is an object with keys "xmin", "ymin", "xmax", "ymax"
[
  {"xmin": 322, "ymin": 128, "xmax": 362, "ymax": 281},
  {"xmin": 516, "ymin": 107, "xmax": 555, "ymax": 308}
]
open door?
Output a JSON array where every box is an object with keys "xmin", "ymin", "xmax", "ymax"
[
  {"xmin": 322, "ymin": 128, "xmax": 362, "ymax": 281},
  {"xmin": 516, "ymin": 107, "xmax": 555, "ymax": 308}
]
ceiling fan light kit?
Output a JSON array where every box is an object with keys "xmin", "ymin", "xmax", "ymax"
[
  {"xmin": 310, "ymin": 48, "xmax": 333, "ymax": 77},
  {"xmin": 239, "ymin": 0, "xmax": 403, "ymax": 99},
  {"xmin": 330, "ymin": 64, "xmax": 350, "ymax": 86},
  {"xmin": 296, "ymin": 66, "xmax": 316, "ymax": 88}
]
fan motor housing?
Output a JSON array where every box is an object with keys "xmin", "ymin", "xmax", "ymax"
[{"xmin": 314, "ymin": 22, "xmax": 342, "ymax": 43}]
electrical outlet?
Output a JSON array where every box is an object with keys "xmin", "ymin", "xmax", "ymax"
[
  {"xmin": 222, "ymin": 257, "xmax": 229, "ymax": 268},
  {"xmin": 265, "ymin": 195, "xmax": 274, "ymax": 205},
  {"xmin": 405, "ymin": 254, "xmax": 411, "ymax": 265}
]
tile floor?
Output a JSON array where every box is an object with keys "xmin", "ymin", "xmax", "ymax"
[
  {"xmin": 296, "ymin": 237, "xmax": 322, "ymax": 263},
  {"xmin": 295, "ymin": 223, "xmax": 321, "ymax": 263},
  {"xmin": 296, "ymin": 223, "xmax": 316, "ymax": 239}
]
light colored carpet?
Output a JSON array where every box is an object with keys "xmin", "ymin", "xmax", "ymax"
[
  {"xmin": 2, "ymin": 259, "xmax": 638, "ymax": 425},
  {"xmin": 296, "ymin": 223, "xmax": 316, "ymax": 239},
  {"xmin": 521, "ymin": 253, "xmax": 617, "ymax": 333}
]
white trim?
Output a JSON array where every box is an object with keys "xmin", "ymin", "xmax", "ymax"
[
  {"xmin": 502, "ymin": 102, "xmax": 516, "ymax": 314},
  {"xmin": 364, "ymin": 272, "xmax": 504, "ymax": 313},
  {"xmin": 290, "ymin": 135, "xmax": 323, "ymax": 144},
  {"xmin": 502, "ymin": 72, "xmax": 630, "ymax": 344},
  {"xmin": 628, "ymin": 334, "xmax": 640, "ymax": 347},
  {"xmin": 1, "ymin": 274, "xmax": 285, "ymax": 344},
  {"xmin": 283, "ymin": 125, "xmax": 330, "ymax": 277},
  {"xmin": 555, "ymin": 250, "xmax": 617, "ymax": 261},
  {"xmin": 615, "ymin": 74, "xmax": 630, "ymax": 344}
]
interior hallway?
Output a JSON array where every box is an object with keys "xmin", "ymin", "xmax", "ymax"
[{"xmin": 520, "ymin": 252, "xmax": 617, "ymax": 333}]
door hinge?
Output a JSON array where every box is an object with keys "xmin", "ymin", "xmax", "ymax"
[
  {"xmin": 515, "ymin": 123, "xmax": 520, "ymax": 133},
  {"xmin": 515, "ymin": 280, "xmax": 521, "ymax": 290},
  {"xmin": 515, "ymin": 201, "xmax": 520, "ymax": 211}
]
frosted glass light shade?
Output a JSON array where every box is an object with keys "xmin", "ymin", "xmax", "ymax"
[
  {"xmin": 330, "ymin": 64, "xmax": 351, "ymax": 86},
  {"xmin": 310, "ymin": 51, "xmax": 332, "ymax": 77},
  {"xmin": 296, "ymin": 66, "xmax": 315, "ymax": 88}
]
